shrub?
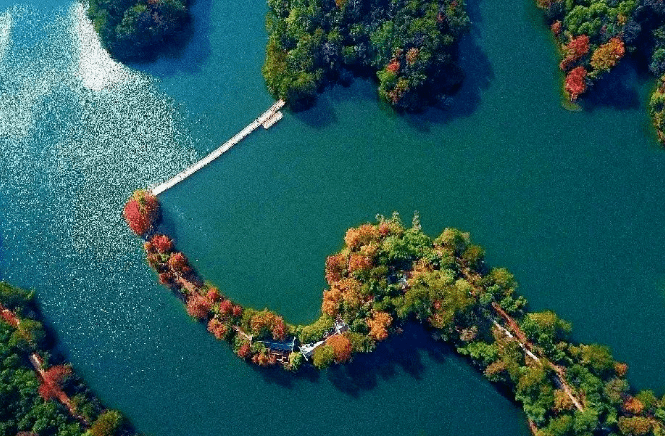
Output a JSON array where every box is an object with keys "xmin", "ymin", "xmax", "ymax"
[
  {"xmin": 312, "ymin": 345, "xmax": 336, "ymax": 369},
  {"xmin": 89, "ymin": 410, "xmax": 123, "ymax": 436}
]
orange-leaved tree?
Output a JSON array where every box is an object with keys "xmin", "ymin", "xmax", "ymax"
[
  {"xmin": 590, "ymin": 37, "xmax": 625, "ymax": 72},
  {"xmin": 326, "ymin": 334, "xmax": 353, "ymax": 363},
  {"xmin": 367, "ymin": 311, "xmax": 392, "ymax": 341}
]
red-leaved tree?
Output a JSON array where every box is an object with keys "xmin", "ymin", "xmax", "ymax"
[
  {"xmin": 38, "ymin": 365, "xmax": 71, "ymax": 401},
  {"xmin": 207, "ymin": 318, "xmax": 228, "ymax": 340},
  {"xmin": 186, "ymin": 293, "xmax": 212, "ymax": 320},
  {"xmin": 168, "ymin": 252, "xmax": 191, "ymax": 276},
  {"xmin": 123, "ymin": 190, "xmax": 159, "ymax": 236},
  {"xmin": 565, "ymin": 66, "xmax": 587, "ymax": 101},
  {"xmin": 150, "ymin": 234, "xmax": 173, "ymax": 253},
  {"xmin": 559, "ymin": 35, "xmax": 589, "ymax": 71}
]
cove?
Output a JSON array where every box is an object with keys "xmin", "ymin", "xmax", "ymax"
[{"xmin": 0, "ymin": 1, "xmax": 663, "ymax": 436}]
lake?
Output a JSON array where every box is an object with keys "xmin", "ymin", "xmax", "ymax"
[{"xmin": 0, "ymin": 0, "xmax": 663, "ymax": 435}]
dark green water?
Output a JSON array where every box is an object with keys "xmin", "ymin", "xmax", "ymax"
[{"xmin": 0, "ymin": 0, "xmax": 663, "ymax": 435}]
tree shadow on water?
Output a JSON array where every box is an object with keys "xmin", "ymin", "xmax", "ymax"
[
  {"xmin": 291, "ymin": 0, "xmax": 493, "ymax": 131},
  {"xmin": 580, "ymin": 58, "xmax": 645, "ymax": 112},
  {"xmin": 128, "ymin": 0, "xmax": 214, "ymax": 78},
  {"xmin": 325, "ymin": 324, "xmax": 450, "ymax": 397},
  {"xmin": 404, "ymin": 0, "xmax": 494, "ymax": 131},
  {"xmin": 250, "ymin": 323, "xmax": 452, "ymax": 396}
]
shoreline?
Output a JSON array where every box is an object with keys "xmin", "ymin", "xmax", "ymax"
[{"xmin": 124, "ymin": 190, "xmax": 665, "ymax": 435}]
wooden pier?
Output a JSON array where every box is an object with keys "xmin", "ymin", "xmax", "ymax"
[{"xmin": 150, "ymin": 100, "xmax": 285, "ymax": 196}]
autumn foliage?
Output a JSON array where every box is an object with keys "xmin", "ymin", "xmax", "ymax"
[
  {"xmin": 344, "ymin": 224, "xmax": 380, "ymax": 250},
  {"xmin": 565, "ymin": 66, "xmax": 587, "ymax": 100},
  {"xmin": 38, "ymin": 365, "xmax": 71, "ymax": 401},
  {"xmin": 168, "ymin": 252, "xmax": 191, "ymax": 275},
  {"xmin": 325, "ymin": 253, "xmax": 347, "ymax": 285},
  {"xmin": 206, "ymin": 288, "xmax": 221, "ymax": 302},
  {"xmin": 367, "ymin": 311, "xmax": 392, "ymax": 341},
  {"xmin": 207, "ymin": 318, "xmax": 229, "ymax": 340},
  {"xmin": 386, "ymin": 58, "xmax": 400, "ymax": 73},
  {"xmin": 219, "ymin": 299, "xmax": 234, "ymax": 316},
  {"xmin": 150, "ymin": 234, "xmax": 173, "ymax": 253},
  {"xmin": 123, "ymin": 190, "xmax": 159, "ymax": 236},
  {"xmin": 559, "ymin": 35, "xmax": 590, "ymax": 71},
  {"xmin": 348, "ymin": 254, "xmax": 373, "ymax": 273},
  {"xmin": 237, "ymin": 342, "xmax": 251, "ymax": 359},
  {"xmin": 322, "ymin": 289, "xmax": 342, "ymax": 316},
  {"xmin": 623, "ymin": 396, "xmax": 645, "ymax": 415},
  {"xmin": 590, "ymin": 37, "xmax": 625, "ymax": 71},
  {"xmin": 186, "ymin": 293, "xmax": 212, "ymax": 320},
  {"xmin": 250, "ymin": 311, "xmax": 287, "ymax": 340},
  {"xmin": 615, "ymin": 362, "xmax": 628, "ymax": 377},
  {"xmin": 326, "ymin": 334, "xmax": 352, "ymax": 363}
]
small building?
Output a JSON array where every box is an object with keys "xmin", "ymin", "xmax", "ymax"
[{"xmin": 259, "ymin": 337, "xmax": 296, "ymax": 354}]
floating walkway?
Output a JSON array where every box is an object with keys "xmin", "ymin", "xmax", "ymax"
[{"xmin": 150, "ymin": 100, "xmax": 285, "ymax": 196}]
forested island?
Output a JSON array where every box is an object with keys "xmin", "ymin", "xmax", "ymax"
[
  {"xmin": 532, "ymin": 0, "xmax": 665, "ymax": 144},
  {"xmin": 262, "ymin": 0, "xmax": 470, "ymax": 111},
  {"xmin": 0, "ymin": 282, "xmax": 140, "ymax": 436},
  {"xmin": 87, "ymin": 0, "xmax": 190, "ymax": 60},
  {"xmin": 125, "ymin": 190, "xmax": 665, "ymax": 436}
]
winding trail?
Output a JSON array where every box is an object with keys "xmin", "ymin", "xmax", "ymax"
[
  {"xmin": 455, "ymin": 262, "xmax": 585, "ymax": 413},
  {"xmin": 0, "ymin": 303, "xmax": 88, "ymax": 425}
]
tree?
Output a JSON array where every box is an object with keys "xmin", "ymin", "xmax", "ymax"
[
  {"xmin": 624, "ymin": 396, "xmax": 645, "ymax": 415},
  {"xmin": 565, "ymin": 66, "xmax": 587, "ymax": 100},
  {"xmin": 322, "ymin": 289, "xmax": 342, "ymax": 316},
  {"xmin": 89, "ymin": 410, "xmax": 123, "ymax": 436},
  {"xmin": 237, "ymin": 342, "xmax": 252, "ymax": 359},
  {"xmin": 348, "ymin": 254, "xmax": 373, "ymax": 273},
  {"xmin": 150, "ymin": 235, "xmax": 173, "ymax": 253},
  {"xmin": 38, "ymin": 365, "xmax": 71, "ymax": 401},
  {"xmin": 206, "ymin": 287, "xmax": 221, "ymax": 302},
  {"xmin": 219, "ymin": 299, "xmax": 234, "ymax": 317},
  {"xmin": 88, "ymin": 0, "xmax": 189, "ymax": 60},
  {"xmin": 312, "ymin": 345, "xmax": 336, "ymax": 369},
  {"xmin": 325, "ymin": 253, "xmax": 347, "ymax": 285},
  {"xmin": 167, "ymin": 252, "xmax": 191, "ymax": 276},
  {"xmin": 578, "ymin": 343, "xmax": 614, "ymax": 376},
  {"xmin": 366, "ymin": 311, "xmax": 392, "ymax": 341},
  {"xmin": 326, "ymin": 334, "xmax": 353, "ymax": 363},
  {"xmin": 288, "ymin": 352, "xmax": 304, "ymax": 371},
  {"xmin": 344, "ymin": 224, "xmax": 381, "ymax": 250},
  {"xmin": 618, "ymin": 416, "xmax": 652, "ymax": 435},
  {"xmin": 560, "ymin": 34, "xmax": 590, "ymax": 71},
  {"xmin": 207, "ymin": 318, "xmax": 229, "ymax": 340},
  {"xmin": 590, "ymin": 37, "xmax": 625, "ymax": 72},
  {"xmin": 123, "ymin": 190, "xmax": 159, "ymax": 236},
  {"xmin": 186, "ymin": 294, "xmax": 211, "ymax": 320}
]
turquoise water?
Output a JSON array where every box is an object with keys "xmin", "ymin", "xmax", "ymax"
[{"xmin": 0, "ymin": 0, "xmax": 663, "ymax": 435}]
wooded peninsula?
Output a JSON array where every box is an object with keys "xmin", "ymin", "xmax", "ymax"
[
  {"xmin": 0, "ymin": 282, "xmax": 140, "ymax": 436},
  {"xmin": 125, "ymin": 190, "xmax": 665, "ymax": 436}
]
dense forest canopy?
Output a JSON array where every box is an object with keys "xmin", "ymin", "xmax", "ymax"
[
  {"xmin": 534, "ymin": 0, "xmax": 665, "ymax": 144},
  {"xmin": 124, "ymin": 191, "xmax": 665, "ymax": 436},
  {"xmin": 262, "ymin": 0, "xmax": 470, "ymax": 110},
  {"xmin": 0, "ymin": 283, "xmax": 139, "ymax": 436},
  {"xmin": 87, "ymin": 0, "xmax": 189, "ymax": 60}
]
